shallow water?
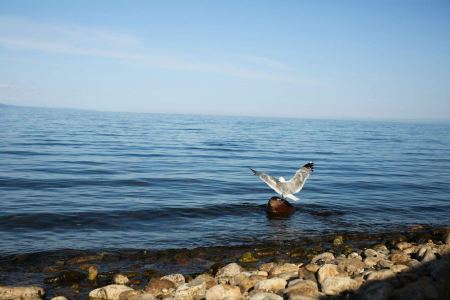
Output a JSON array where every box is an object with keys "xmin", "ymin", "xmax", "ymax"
[{"xmin": 1, "ymin": 105, "xmax": 449, "ymax": 255}]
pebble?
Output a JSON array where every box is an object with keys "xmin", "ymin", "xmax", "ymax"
[
  {"xmin": 254, "ymin": 278, "xmax": 287, "ymax": 293},
  {"xmin": 0, "ymin": 286, "xmax": 45, "ymax": 299},
  {"xmin": 311, "ymin": 252, "xmax": 335, "ymax": 264},
  {"xmin": 161, "ymin": 274, "xmax": 186, "ymax": 288},
  {"xmin": 51, "ymin": 297, "xmax": 68, "ymax": 300},
  {"xmin": 366, "ymin": 269, "xmax": 395, "ymax": 281},
  {"xmin": 248, "ymin": 292, "xmax": 283, "ymax": 300},
  {"xmin": 88, "ymin": 265, "xmax": 99, "ymax": 281},
  {"xmin": 114, "ymin": 274, "xmax": 130, "ymax": 285},
  {"xmin": 205, "ymin": 284, "xmax": 241, "ymax": 300},
  {"xmin": 145, "ymin": 278, "xmax": 175, "ymax": 297},
  {"xmin": 317, "ymin": 264, "xmax": 339, "ymax": 284},
  {"xmin": 321, "ymin": 276, "xmax": 358, "ymax": 295},
  {"xmin": 268, "ymin": 263, "xmax": 299, "ymax": 276},
  {"xmin": 174, "ymin": 279, "xmax": 206, "ymax": 300},
  {"xmin": 284, "ymin": 280, "xmax": 319, "ymax": 297},
  {"xmin": 89, "ymin": 284, "xmax": 133, "ymax": 300}
]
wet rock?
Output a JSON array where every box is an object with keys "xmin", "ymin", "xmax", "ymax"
[
  {"xmin": 174, "ymin": 279, "xmax": 207, "ymax": 300},
  {"xmin": 266, "ymin": 197, "xmax": 295, "ymax": 218},
  {"xmin": 311, "ymin": 252, "xmax": 335, "ymax": 264},
  {"xmin": 254, "ymin": 278, "xmax": 287, "ymax": 293},
  {"xmin": 145, "ymin": 278, "xmax": 175, "ymax": 297},
  {"xmin": 269, "ymin": 263, "xmax": 299, "ymax": 277},
  {"xmin": 67, "ymin": 254, "xmax": 103, "ymax": 265},
  {"xmin": 337, "ymin": 258, "xmax": 365, "ymax": 276},
  {"xmin": 113, "ymin": 274, "xmax": 129, "ymax": 285},
  {"xmin": 332, "ymin": 235, "xmax": 344, "ymax": 246},
  {"xmin": 389, "ymin": 252, "xmax": 410, "ymax": 265},
  {"xmin": 88, "ymin": 266, "xmax": 99, "ymax": 281},
  {"xmin": 304, "ymin": 264, "xmax": 320, "ymax": 273},
  {"xmin": 161, "ymin": 274, "xmax": 186, "ymax": 288},
  {"xmin": 249, "ymin": 292, "xmax": 283, "ymax": 300},
  {"xmin": 284, "ymin": 280, "xmax": 319, "ymax": 297},
  {"xmin": 356, "ymin": 281, "xmax": 393, "ymax": 300},
  {"xmin": 205, "ymin": 284, "xmax": 241, "ymax": 300},
  {"xmin": 320, "ymin": 276, "xmax": 358, "ymax": 296},
  {"xmin": 366, "ymin": 269, "xmax": 395, "ymax": 281},
  {"xmin": 317, "ymin": 264, "xmax": 339, "ymax": 285},
  {"xmin": 0, "ymin": 286, "xmax": 45, "ymax": 299},
  {"xmin": 44, "ymin": 270, "xmax": 86, "ymax": 285},
  {"xmin": 390, "ymin": 264, "xmax": 409, "ymax": 273},
  {"xmin": 118, "ymin": 290, "xmax": 155, "ymax": 300},
  {"xmin": 240, "ymin": 252, "xmax": 259, "ymax": 263},
  {"xmin": 89, "ymin": 284, "xmax": 134, "ymax": 300}
]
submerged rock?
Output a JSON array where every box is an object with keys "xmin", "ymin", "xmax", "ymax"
[
  {"xmin": 44, "ymin": 270, "xmax": 86, "ymax": 285},
  {"xmin": 266, "ymin": 197, "xmax": 295, "ymax": 218}
]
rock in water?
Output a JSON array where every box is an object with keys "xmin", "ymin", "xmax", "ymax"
[{"xmin": 266, "ymin": 197, "xmax": 295, "ymax": 218}]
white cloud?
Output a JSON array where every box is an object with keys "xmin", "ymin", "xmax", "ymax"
[{"xmin": 0, "ymin": 16, "xmax": 310, "ymax": 84}]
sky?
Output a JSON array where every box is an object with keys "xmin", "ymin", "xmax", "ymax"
[{"xmin": 0, "ymin": 0, "xmax": 449, "ymax": 120}]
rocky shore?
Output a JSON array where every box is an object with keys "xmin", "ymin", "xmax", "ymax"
[{"xmin": 1, "ymin": 227, "xmax": 449, "ymax": 300}]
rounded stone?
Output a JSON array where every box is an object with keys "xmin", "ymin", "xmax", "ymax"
[{"xmin": 266, "ymin": 197, "xmax": 295, "ymax": 218}]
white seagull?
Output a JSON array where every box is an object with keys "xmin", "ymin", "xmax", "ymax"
[{"xmin": 250, "ymin": 161, "xmax": 314, "ymax": 201}]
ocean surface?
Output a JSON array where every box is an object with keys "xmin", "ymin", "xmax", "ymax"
[{"xmin": 1, "ymin": 105, "xmax": 449, "ymax": 255}]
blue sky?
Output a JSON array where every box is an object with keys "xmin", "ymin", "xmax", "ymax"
[{"xmin": 1, "ymin": 1, "xmax": 449, "ymax": 120}]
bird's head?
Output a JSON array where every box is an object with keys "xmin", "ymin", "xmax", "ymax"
[{"xmin": 279, "ymin": 176, "xmax": 286, "ymax": 182}]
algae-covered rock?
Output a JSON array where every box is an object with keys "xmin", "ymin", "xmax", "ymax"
[{"xmin": 240, "ymin": 252, "xmax": 259, "ymax": 263}]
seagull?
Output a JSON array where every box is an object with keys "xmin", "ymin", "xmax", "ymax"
[{"xmin": 250, "ymin": 161, "xmax": 314, "ymax": 201}]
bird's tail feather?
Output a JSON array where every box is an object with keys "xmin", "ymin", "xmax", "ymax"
[{"xmin": 250, "ymin": 168, "xmax": 262, "ymax": 176}]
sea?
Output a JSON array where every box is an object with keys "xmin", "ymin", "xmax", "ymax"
[{"xmin": 1, "ymin": 105, "xmax": 449, "ymax": 256}]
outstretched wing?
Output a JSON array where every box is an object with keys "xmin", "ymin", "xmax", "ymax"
[
  {"xmin": 286, "ymin": 161, "xmax": 314, "ymax": 194},
  {"xmin": 250, "ymin": 168, "xmax": 282, "ymax": 194}
]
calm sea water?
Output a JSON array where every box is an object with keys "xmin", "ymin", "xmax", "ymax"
[{"xmin": 1, "ymin": 105, "xmax": 449, "ymax": 255}]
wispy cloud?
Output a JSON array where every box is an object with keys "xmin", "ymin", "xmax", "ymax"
[{"xmin": 0, "ymin": 16, "xmax": 310, "ymax": 84}]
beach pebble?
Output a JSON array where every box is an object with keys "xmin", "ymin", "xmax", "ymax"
[
  {"xmin": 248, "ymin": 292, "xmax": 283, "ymax": 300},
  {"xmin": 337, "ymin": 258, "xmax": 365, "ymax": 276},
  {"xmin": 269, "ymin": 263, "xmax": 299, "ymax": 277},
  {"xmin": 364, "ymin": 249, "xmax": 384, "ymax": 258},
  {"xmin": 304, "ymin": 264, "xmax": 320, "ymax": 273},
  {"xmin": 363, "ymin": 256, "xmax": 379, "ymax": 268},
  {"xmin": 118, "ymin": 290, "xmax": 155, "ymax": 300},
  {"xmin": 192, "ymin": 274, "xmax": 216, "ymax": 289},
  {"xmin": 145, "ymin": 279, "xmax": 175, "ymax": 297},
  {"xmin": 284, "ymin": 280, "xmax": 319, "ymax": 297},
  {"xmin": 161, "ymin": 274, "xmax": 186, "ymax": 288},
  {"xmin": 114, "ymin": 274, "xmax": 130, "ymax": 285},
  {"xmin": 366, "ymin": 269, "xmax": 395, "ymax": 281},
  {"xmin": 254, "ymin": 278, "xmax": 287, "ymax": 293},
  {"xmin": 347, "ymin": 252, "xmax": 363, "ymax": 260},
  {"xmin": 0, "ymin": 286, "xmax": 45, "ymax": 299},
  {"xmin": 174, "ymin": 279, "xmax": 206, "ymax": 300},
  {"xmin": 205, "ymin": 284, "xmax": 241, "ymax": 300},
  {"xmin": 317, "ymin": 264, "xmax": 339, "ymax": 284},
  {"xmin": 230, "ymin": 273, "xmax": 261, "ymax": 292},
  {"xmin": 259, "ymin": 263, "xmax": 276, "ymax": 273},
  {"xmin": 377, "ymin": 259, "xmax": 394, "ymax": 269},
  {"xmin": 88, "ymin": 265, "xmax": 99, "ymax": 281},
  {"xmin": 311, "ymin": 252, "xmax": 335, "ymax": 264},
  {"xmin": 372, "ymin": 244, "xmax": 390, "ymax": 256},
  {"xmin": 389, "ymin": 252, "xmax": 410, "ymax": 265},
  {"xmin": 320, "ymin": 276, "xmax": 358, "ymax": 295},
  {"xmin": 390, "ymin": 264, "xmax": 409, "ymax": 273},
  {"xmin": 51, "ymin": 297, "xmax": 68, "ymax": 300},
  {"xmin": 89, "ymin": 284, "xmax": 133, "ymax": 300},
  {"xmin": 216, "ymin": 263, "xmax": 242, "ymax": 283},
  {"xmin": 421, "ymin": 249, "xmax": 436, "ymax": 264}
]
